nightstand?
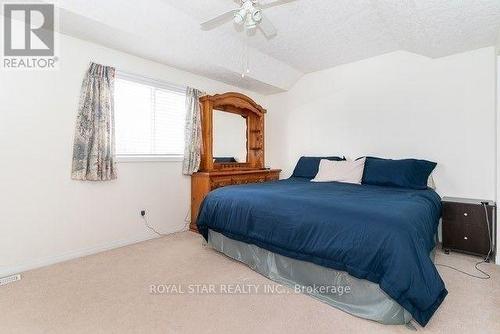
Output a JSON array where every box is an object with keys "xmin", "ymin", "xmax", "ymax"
[{"xmin": 441, "ymin": 197, "xmax": 496, "ymax": 261}]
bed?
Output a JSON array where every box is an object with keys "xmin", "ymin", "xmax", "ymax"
[{"xmin": 197, "ymin": 177, "xmax": 447, "ymax": 327}]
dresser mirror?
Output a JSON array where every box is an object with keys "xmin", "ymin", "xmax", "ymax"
[
  {"xmin": 213, "ymin": 110, "xmax": 248, "ymax": 164},
  {"xmin": 198, "ymin": 92, "xmax": 266, "ymax": 171}
]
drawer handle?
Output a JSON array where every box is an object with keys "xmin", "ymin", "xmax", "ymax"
[
  {"xmin": 463, "ymin": 213, "xmax": 468, "ymax": 217},
  {"xmin": 464, "ymin": 236, "xmax": 468, "ymax": 240}
]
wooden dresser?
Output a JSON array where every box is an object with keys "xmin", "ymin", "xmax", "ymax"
[
  {"xmin": 190, "ymin": 169, "xmax": 281, "ymax": 231},
  {"xmin": 190, "ymin": 92, "xmax": 280, "ymax": 232}
]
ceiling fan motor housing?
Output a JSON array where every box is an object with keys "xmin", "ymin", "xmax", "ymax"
[{"xmin": 200, "ymin": 0, "xmax": 279, "ymax": 38}]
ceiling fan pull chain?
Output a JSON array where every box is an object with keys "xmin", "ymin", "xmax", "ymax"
[{"xmin": 241, "ymin": 41, "xmax": 250, "ymax": 78}]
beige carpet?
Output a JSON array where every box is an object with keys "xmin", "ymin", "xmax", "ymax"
[{"xmin": 1, "ymin": 232, "xmax": 499, "ymax": 334}]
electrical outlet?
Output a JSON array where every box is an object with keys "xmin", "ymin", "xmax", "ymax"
[
  {"xmin": 140, "ymin": 210, "xmax": 146, "ymax": 217},
  {"xmin": 0, "ymin": 274, "xmax": 21, "ymax": 286}
]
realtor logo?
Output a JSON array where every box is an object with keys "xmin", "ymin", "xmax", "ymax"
[{"xmin": 2, "ymin": 3, "xmax": 58, "ymax": 70}]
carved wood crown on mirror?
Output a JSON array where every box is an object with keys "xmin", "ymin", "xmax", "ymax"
[{"xmin": 190, "ymin": 92, "xmax": 281, "ymax": 231}]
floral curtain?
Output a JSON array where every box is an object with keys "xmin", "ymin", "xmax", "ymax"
[
  {"xmin": 71, "ymin": 62, "xmax": 117, "ymax": 181},
  {"xmin": 182, "ymin": 87, "xmax": 204, "ymax": 175}
]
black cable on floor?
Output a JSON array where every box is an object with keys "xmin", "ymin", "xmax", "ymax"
[
  {"xmin": 142, "ymin": 216, "xmax": 167, "ymax": 237},
  {"xmin": 435, "ymin": 261, "xmax": 490, "ymax": 280},
  {"xmin": 141, "ymin": 210, "xmax": 190, "ymax": 237}
]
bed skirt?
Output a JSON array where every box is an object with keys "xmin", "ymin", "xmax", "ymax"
[{"xmin": 208, "ymin": 229, "xmax": 414, "ymax": 325}]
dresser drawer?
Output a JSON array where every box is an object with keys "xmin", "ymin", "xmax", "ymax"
[
  {"xmin": 209, "ymin": 171, "xmax": 279, "ymax": 190},
  {"xmin": 232, "ymin": 175, "xmax": 266, "ymax": 185},
  {"xmin": 211, "ymin": 177, "xmax": 233, "ymax": 189},
  {"xmin": 266, "ymin": 174, "xmax": 280, "ymax": 181}
]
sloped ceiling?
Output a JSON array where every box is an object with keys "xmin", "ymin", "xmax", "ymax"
[{"xmin": 25, "ymin": 1, "xmax": 500, "ymax": 93}]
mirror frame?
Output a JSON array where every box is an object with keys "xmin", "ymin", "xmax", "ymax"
[{"xmin": 198, "ymin": 92, "xmax": 266, "ymax": 172}]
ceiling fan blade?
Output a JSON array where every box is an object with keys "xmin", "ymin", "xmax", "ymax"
[
  {"xmin": 200, "ymin": 10, "xmax": 237, "ymax": 30},
  {"xmin": 260, "ymin": 0, "xmax": 298, "ymax": 10},
  {"xmin": 259, "ymin": 14, "xmax": 277, "ymax": 38}
]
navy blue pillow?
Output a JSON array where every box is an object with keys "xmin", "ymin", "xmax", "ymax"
[
  {"xmin": 361, "ymin": 157, "xmax": 437, "ymax": 190},
  {"xmin": 292, "ymin": 156, "xmax": 345, "ymax": 179}
]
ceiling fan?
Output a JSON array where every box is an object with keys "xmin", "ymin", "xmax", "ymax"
[{"xmin": 200, "ymin": 0, "xmax": 297, "ymax": 38}]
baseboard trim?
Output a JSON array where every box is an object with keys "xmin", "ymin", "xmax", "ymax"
[{"xmin": 0, "ymin": 228, "xmax": 186, "ymax": 278}]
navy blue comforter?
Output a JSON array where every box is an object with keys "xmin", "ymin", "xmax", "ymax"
[{"xmin": 197, "ymin": 178, "xmax": 447, "ymax": 326}]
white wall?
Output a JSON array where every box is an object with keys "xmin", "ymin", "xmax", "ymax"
[
  {"xmin": 0, "ymin": 33, "xmax": 262, "ymax": 277},
  {"xmin": 497, "ymin": 54, "xmax": 500, "ymax": 263},
  {"xmin": 265, "ymin": 47, "xmax": 497, "ymax": 200}
]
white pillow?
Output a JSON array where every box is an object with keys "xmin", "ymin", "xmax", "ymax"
[
  {"xmin": 311, "ymin": 158, "xmax": 366, "ymax": 184},
  {"xmin": 428, "ymin": 174, "xmax": 436, "ymax": 190}
]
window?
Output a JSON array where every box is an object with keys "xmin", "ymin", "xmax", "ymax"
[{"xmin": 114, "ymin": 73, "xmax": 186, "ymax": 161}]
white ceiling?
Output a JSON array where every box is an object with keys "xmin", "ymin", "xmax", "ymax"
[{"xmin": 32, "ymin": 1, "xmax": 500, "ymax": 93}]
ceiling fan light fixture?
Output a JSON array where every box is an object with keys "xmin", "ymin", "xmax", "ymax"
[
  {"xmin": 251, "ymin": 9, "xmax": 262, "ymax": 22},
  {"xmin": 201, "ymin": 0, "xmax": 291, "ymax": 38},
  {"xmin": 234, "ymin": 8, "xmax": 247, "ymax": 25}
]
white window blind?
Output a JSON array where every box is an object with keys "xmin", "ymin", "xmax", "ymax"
[{"xmin": 114, "ymin": 73, "xmax": 186, "ymax": 158}]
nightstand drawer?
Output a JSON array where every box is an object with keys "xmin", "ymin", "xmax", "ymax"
[
  {"xmin": 465, "ymin": 223, "xmax": 491, "ymax": 255},
  {"xmin": 443, "ymin": 222, "xmax": 489, "ymax": 254},
  {"xmin": 442, "ymin": 203, "xmax": 484, "ymax": 225}
]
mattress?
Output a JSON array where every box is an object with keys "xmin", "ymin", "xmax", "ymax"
[
  {"xmin": 197, "ymin": 178, "xmax": 447, "ymax": 326},
  {"xmin": 208, "ymin": 229, "xmax": 414, "ymax": 325}
]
